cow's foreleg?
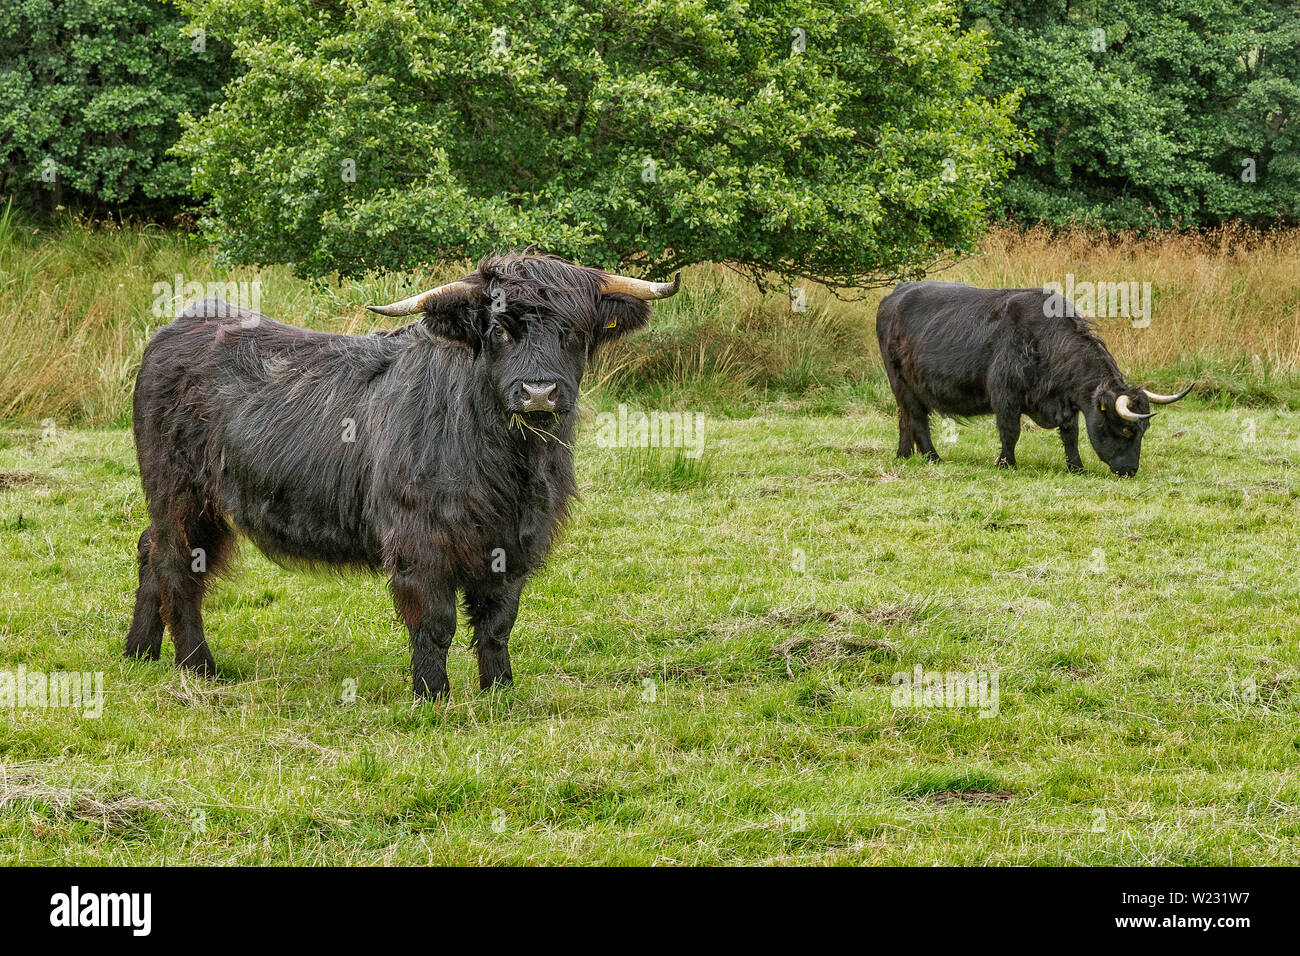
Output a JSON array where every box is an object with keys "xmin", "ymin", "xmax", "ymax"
[
  {"xmin": 994, "ymin": 406, "xmax": 1021, "ymax": 468},
  {"xmin": 466, "ymin": 578, "xmax": 524, "ymax": 690},
  {"xmin": 391, "ymin": 572, "xmax": 457, "ymax": 700},
  {"xmin": 1060, "ymin": 415, "xmax": 1084, "ymax": 473}
]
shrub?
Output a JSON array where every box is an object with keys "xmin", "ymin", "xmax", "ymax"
[
  {"xmin": 0, "ymin": 0, "xmax": 232, "ymax": 214},
  {"xmin": 177, "ymin": 0, "xmax": 1026, "ymax": 286},
  {"xmin": 966, "ymin": 0, "xmax": 1300, "ymax": 230}
]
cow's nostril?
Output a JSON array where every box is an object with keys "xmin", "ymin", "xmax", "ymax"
[{"xmin": 520, "ymin": 382, "xmax": 558, "ymax": 411}]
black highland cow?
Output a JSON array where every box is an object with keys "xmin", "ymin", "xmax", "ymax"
[
  {"xmin": 876, "ymin": 281, "xmax": 1193, "ymax": 476},
  {"xmin": 126, "ymin": 253, "xmax": 680, "ymax": 698}
]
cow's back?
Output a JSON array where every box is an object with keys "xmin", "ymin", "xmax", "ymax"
[
  {"xmin": 133, "ymin": 299, "xmax": 419, "ymax": 569},
  {"xmin": 876, "ymin": 282, "xmax": 1048, "ymax": 416}
]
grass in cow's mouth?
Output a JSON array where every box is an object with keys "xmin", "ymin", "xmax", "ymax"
[
  {"xmin": 1, "ymin": 409, "xmax": 1297, "ymax": 864},
  {"xmin": 509, "ymin": 412, "xmax": 568, "ymax": 446}
]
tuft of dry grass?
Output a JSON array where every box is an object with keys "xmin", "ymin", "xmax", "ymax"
[
  {"xmin": 0, "ymin": 470, "xmax": 45, "ymax": 489},
  {"xmin": 590, "ymin": 262, "xmax": 881, "ymax": 404},
  {"xmin": 918, "ymin": 790, "xmax": 1016, "ymax": 806},
  {"xmin": 0, "ymin": 767, "xmax": 173, "ymax": 830}
]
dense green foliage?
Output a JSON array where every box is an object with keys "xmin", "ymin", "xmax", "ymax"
[
  {"xmin": 4, "ymin": 0, "xmax": 1295, "ymax": 260},
  {"xmin": 967, "ymin": 0, "xmax": 1300, "ymax": 230},
  {"xmin": 0, "ymin": 0, "xmax": 231, "ymax": 213},
  {"xmin": 175, "ymin": 0, "xmax": 1024, "ymax": 284}
]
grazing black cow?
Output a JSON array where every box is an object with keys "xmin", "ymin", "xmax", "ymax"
[
  {"xmin": 126, "ymin": 253, "xmax": 680, "ymax": 699},
  {"xmin": 876, "ymin": 281, "xmax": 1192, "ymax": 476}
]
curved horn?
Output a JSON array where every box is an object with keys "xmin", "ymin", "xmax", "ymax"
[
  {"xmin": 600, "ymin": 271, "xmax": 682, "ymax": 300},
  {"xmin": 1114, "ymin": 394, "xmax": 1154, "ymax": 422},
  {"xmin": 1143, "ymin": 382, "xmax": 1195, "ymax": 405},
  {"xmin": 366, "ymin": 279, "xmax": 476, "ymax": 317}
]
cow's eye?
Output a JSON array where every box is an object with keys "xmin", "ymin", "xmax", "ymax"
[
  {"xmin": 1122, "ymin": 427, "xmax": 1134, "ymax": 438},
  {"xmin": 493, "ymin": 323, "xmax": 511, "ymax": 344}
]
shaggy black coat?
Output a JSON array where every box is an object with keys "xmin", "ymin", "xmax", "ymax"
[
  {"xmin": 126, "ymin": 254, "xmax": 652, "ymax": 698},
  {"xmin": 876, "ymin": 281, "xmax": 1157, "ymax": 476}
]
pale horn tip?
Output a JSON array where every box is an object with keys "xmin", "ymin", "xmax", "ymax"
[{"xmin": 1143, "ymin": 382, "xmax": 1196, "ymax": 405}]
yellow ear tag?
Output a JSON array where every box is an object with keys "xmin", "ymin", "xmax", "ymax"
[
  {"xmin": 1100, "ymin": 404, "xmax": 1106, "ymax": 411},
  {"xmin": 604, "ymin": 319, "xmax": 617, "ymax": 329}
]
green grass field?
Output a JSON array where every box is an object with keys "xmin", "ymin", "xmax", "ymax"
[{"xmin": 2, "ymin": 401, "xmax": 1297, "ymax": 864}]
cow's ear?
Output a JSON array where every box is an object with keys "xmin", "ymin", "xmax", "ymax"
[
  {"xmin": 1096, "ymin": 388, "xmax": 1116, "ymax": 416},
  {"xmin": 591, "ymin": 294, "xmax": 651, "ymax": 353},
  {"xmin": 422, "ymin": 293, "xmax": 488, "ymax": 350}
]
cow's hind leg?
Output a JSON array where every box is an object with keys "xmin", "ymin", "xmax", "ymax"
[
  {"xmin": 150, "ymin": 506, "xmax": 231, "ymax": 676},
  {"xmin": 911, "ymin": 408, "xmax": 940, "ymax": 462},
  {"xmin": 125, "ymin": 526, "xmax": 164, "ymax": 661},
  {"xmin": 883, "ymin": 359, "xmax": 937, "ymax": 461},
  {"xmin": 901, "ymin": 391, "xmax": 940, "ymax": 462},
  {"xmin": 895, "ymin": 414, "xmax": 916, "ymax": 459},
  {"xmin": 466, "ymin": 578, "xmax": 524, "ymax": 691},
  {"xmin": 994, "ymin": 405, "xmax": 1021, "ymax": 469}
]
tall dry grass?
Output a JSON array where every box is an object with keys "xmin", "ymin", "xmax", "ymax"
[
  {"xmin": 0, "ymin": 207, "xmax": 466, "ymax": 425},
  {"xmin": 2, "ymin": 211, "xmax": 1299, "ymax": 425},
  {"xmin": 960, "ymin": 225, "xmax": 1300, "ymax": 374},
  {"xmin": 599, "ymin": 224, "xmax": 1300, "ymax": 407}
]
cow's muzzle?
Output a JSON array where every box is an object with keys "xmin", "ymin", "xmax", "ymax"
[{"xmin": 516, "ymin": 381, "xmax": 558, "ymax": 413}]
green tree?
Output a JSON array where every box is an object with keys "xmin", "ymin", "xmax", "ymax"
[
  {"xmin": 966, "ymin": 0, "xmax": 1300, "ymax": 229},
  {"xmin": 177, "ymin": 0, "xmax": 1025, "ymax": 286},
  {"xmin": 0, "ymin": 0, "xmax": 232, "ymax": 213}
]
